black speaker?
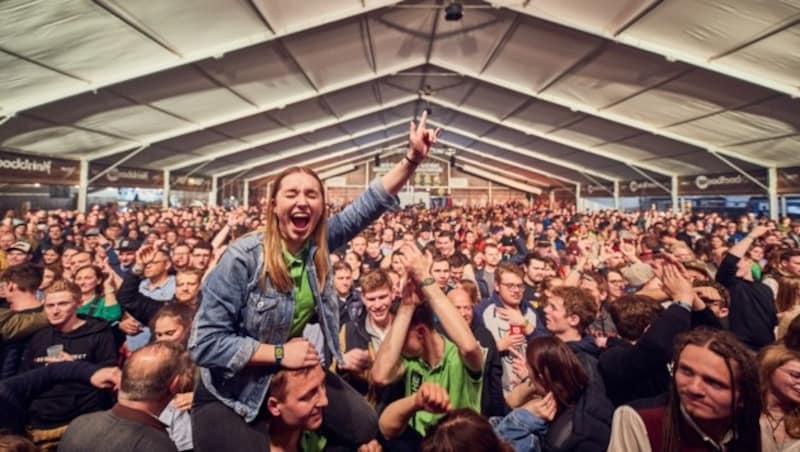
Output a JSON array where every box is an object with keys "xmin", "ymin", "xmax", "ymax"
[
  {"xmin": 450, "ymin": 155, "xmax": 456, "ymax": 166},
  {"xmin": 374, "ymin": 155, "xmax": 380, "ymax": 166}
]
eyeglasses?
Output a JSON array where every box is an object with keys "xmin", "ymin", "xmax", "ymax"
[{"xmin": 499, "ymin": 282, "xmax": 524, "ymax": 291}]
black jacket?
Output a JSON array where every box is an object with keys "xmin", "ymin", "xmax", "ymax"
[
  {"xmin": 21, "ymin": 317, "xmax": 117, "ymax": 428},
  {"xmin": 567, "ymin": 337, "xmax": 605, "ymax": 394},
  {"xmin": 716, "ymin": 253, "xmax": 776, "ymax": 350},
  {"xmin": 0, "ymin": 361, "xmax": 99, "ymax": 434},
  {"xmin": 542, "ymin": 378, "xmax": 613, "ymax": 452},
  {"xmin": 471, "ymin": 320, "xmax": 509, "ymax": 417},
  {"xmin": 117, "ymin": 273, "xmax": 170, "ymax": 326},
  {"xmin": 474, "ymin": 268, "xmax": 491, "ymax": 300},
  {"xmin": 599, "ymin": 305, "xmax": 688, "ymax": 407}
]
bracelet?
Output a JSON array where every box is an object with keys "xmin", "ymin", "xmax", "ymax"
[
  {"xmin": 404, "ymin": 155, "xmax": 421, "ymax": 166},
  {"xmin": 274, "ymin": 343, "xmax": 285, "ymax": 366}
]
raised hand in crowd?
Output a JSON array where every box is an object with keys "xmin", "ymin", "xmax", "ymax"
[
  {"xmin": 407, "ymin": 110, "xmax": 440, "ymax": 162},
  {"xmin": 341, "ymin": 348, "xmax": 371, "ymax": 373},
  {"xmin": 397, "ymin": 243, "xmax": 431, "ymax": 284},
  {"xmin": 414, "ymin": 382, "xmax": 452, "ymax": 414},
  {"xmin": 280, "ymin": 337, "xmax": 320, "ymax": 370},
  {"xmin": 524, "ymin": 392, "xmax": 557, "ymax": 422},
  {"xmin": 496, "ymin": 331, "xmax": 526, "ymax": 353}
]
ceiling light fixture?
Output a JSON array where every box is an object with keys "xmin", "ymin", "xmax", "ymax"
[{"xmin": 444, "ymin": 2, "xmax": 463, "ymax": 21}]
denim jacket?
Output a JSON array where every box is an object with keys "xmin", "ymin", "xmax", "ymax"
[
  {"xmin": 189, "ymin": 178, "xmax": 399, "ymax": 422},
  {"xmin": 490, "ymin": 408, "xmax": 548, "ymax": 452}
]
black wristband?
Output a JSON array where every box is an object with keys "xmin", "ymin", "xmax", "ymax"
[{"xmin": 404, "ymin": 155, "xmax": 421, "ymax": 166}]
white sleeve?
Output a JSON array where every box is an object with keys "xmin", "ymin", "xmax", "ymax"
[{"xmin": 607, "ymin": 405, "xmax": 653, "ymax": 452}]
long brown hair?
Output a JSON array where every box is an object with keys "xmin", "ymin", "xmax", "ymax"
[
  {"xmin": 776, "ymin": 276, "xmax": 800, "ymax": 313},
  {"xmin": 260, "ymin": 167, "xmax": 329, "ymax": 292},
  {"xmin": 758, "ymin": 344, "xmax": 800, "ymax": 438},
  {"xmin": 421, "ymin": 408, "xmax": 513, "ymax": 452},
  {"xmin": 526, "ymin": 335, "xmax": 588, "ymax": 410},
  {"xmin": 663, "ymin": 328, "xmax": 761, "ymax": 452}
]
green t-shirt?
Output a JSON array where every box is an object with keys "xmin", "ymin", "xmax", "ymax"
[
  {"xmin": 284, "ymin": 244, "xmax": 315, "ymax": 338},
  {"xmin": 299, "ymin": 430, "xmax": 327, "ymax": 452},
  {"xmin": 77, "ymin": 296, "xmax": 122, "ymax": 323},
  {"xmin": 402, "ymin": 337, "xmax": 483, "ymax": 435}
]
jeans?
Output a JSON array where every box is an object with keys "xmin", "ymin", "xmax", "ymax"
[{"xmin": 192, "ymin": 369, "xmax": 378, "ymax": 452}]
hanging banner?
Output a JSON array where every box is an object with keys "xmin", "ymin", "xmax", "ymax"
[
  {"xmin": 778, "ymin": 167, "xmax": 800, "ymax": 195},
  {"xmin": 0, "ymin": 150, "xmax": 80, "ymax": 185},
  {"xmin": 579, "ymin": 182, "xmax": 614, "ymax": 198},
  {"xmin": 619, "ymin": 179, "xmax": 671, "ymax": 197},
  {"xmin": 678, "ymin": 170, "xmax": 767, "ymax": 196},
  {"xmin": 89, "ymin": 164, "xmax": 164, "ymax": 188},
  {"xmin": 172, "ymin": 174, "xmax": 212, "ymax": 192}
]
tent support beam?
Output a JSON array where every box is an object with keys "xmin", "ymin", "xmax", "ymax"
[
  {"xmin": 613, "ymin": 180, "xmax": 620, "ymax": 210},
  {"xmin": 88, "ymin": 145, "xmax": 148, "ymax": 184},
  {"xmin": 581, "ymin": 172, "xmax": 615, "ymax": 197},
  {"xmin": 626, "ymin": 164, "xmax": 672, "ymax": 195},
  {"xmin": 78, "ymin": 159, "xmax": 89, "ymax": 213},
  {"xmin": 162, "ymin": 170, "xmax": 170, "ymax": 209},
  {"xmin": 769, "ymin": 167, "xmax": 779, "ymax": 221},
  {"xmin": 708, "ymin": 150, "xmax": 768, "ymax": 191},
  {"xmin": 209, "ymin": 176, "xmax": 218, "ymax": 206},
  {"xmin": 671, "ymin": 175, "xmax": 680, "ymax": 213},
  {"xmin": 170, "ymin": 160, "xmax": 213, "ymax": 189}
]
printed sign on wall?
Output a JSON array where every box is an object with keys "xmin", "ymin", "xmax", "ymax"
[
  {"xmin": 0, "ymin": 150, "xmax": 80, "ymax": 185},
  {"xmin": 677, "ymin": 171, "xmax": 767, "ymax": 196}
]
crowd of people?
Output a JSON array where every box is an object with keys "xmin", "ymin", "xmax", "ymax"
[{"xmin": 2, "ymin": 113, "xmax": 800, "ymax": 451}]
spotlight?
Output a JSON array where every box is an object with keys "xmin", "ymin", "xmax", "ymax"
[{"xmin": 444, "ymin": 2, "xmax": 463, "ymax": 21}]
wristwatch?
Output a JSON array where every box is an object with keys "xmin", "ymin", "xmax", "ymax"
[
  {"xmin": 274, "ymin": 344, "xmax": 285, "ymax": 366},
  {"xmin": 421, "ymin": 277, "xmax": 436, "ymax": 288}
]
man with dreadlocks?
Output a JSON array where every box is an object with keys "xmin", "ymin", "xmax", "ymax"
[{"xmin": 608, "ymin": 327, "xmax": 762, "ymax": 452}]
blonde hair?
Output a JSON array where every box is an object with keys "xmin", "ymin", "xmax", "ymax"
[
  {"xmin": 759, "ymin": 344, "xmax": 800, "ymax": 438},
  {"xmin": 44, "ymin": 279, "xmax": 81, "ymax": 302},
  {"xmin": 261, "ymin": 167, "xmax": 329, "ymax": 292}
]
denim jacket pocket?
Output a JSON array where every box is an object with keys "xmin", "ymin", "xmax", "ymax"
[{"xmin": 245, "ymin": 291, "xmax": 285, "ymax": 343}]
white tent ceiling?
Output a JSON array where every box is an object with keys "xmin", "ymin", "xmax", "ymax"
[{"xmin": 1, "ymin": 0, "xmax": 798, "ymax": 189}]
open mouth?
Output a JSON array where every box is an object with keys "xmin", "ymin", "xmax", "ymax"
[{"xmin": 291, "ymin": 213, "xmax": 310, "ymax": 230}]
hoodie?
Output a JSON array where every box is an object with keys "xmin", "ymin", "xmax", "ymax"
[{"xmin": 21, "ymin": 316, "xmax": 118, "ymax": 428}]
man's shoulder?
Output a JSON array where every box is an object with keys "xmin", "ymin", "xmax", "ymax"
[
  {"xmin": 62, "ymin": 409, "xmax": 177, "ymax": 452},
  {"xmin": 63, "ymin": 409, "xmax": 113, "ymax": 436}
]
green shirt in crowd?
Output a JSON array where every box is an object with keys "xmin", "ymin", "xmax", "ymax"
[
  {"xmin": 299, "ymin": 430, "xmax": 327, "ymax": 452},
  {"xmin": 284, "ymin": 244, "xmax": 315, "ymax": 338},
  {"xmin": 401, "ymin": 337, "xmax": 483, "ymax": 435},
  {"xmin": 77, "ymin": 296, "xmax": 122, "ymax": 323}
]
